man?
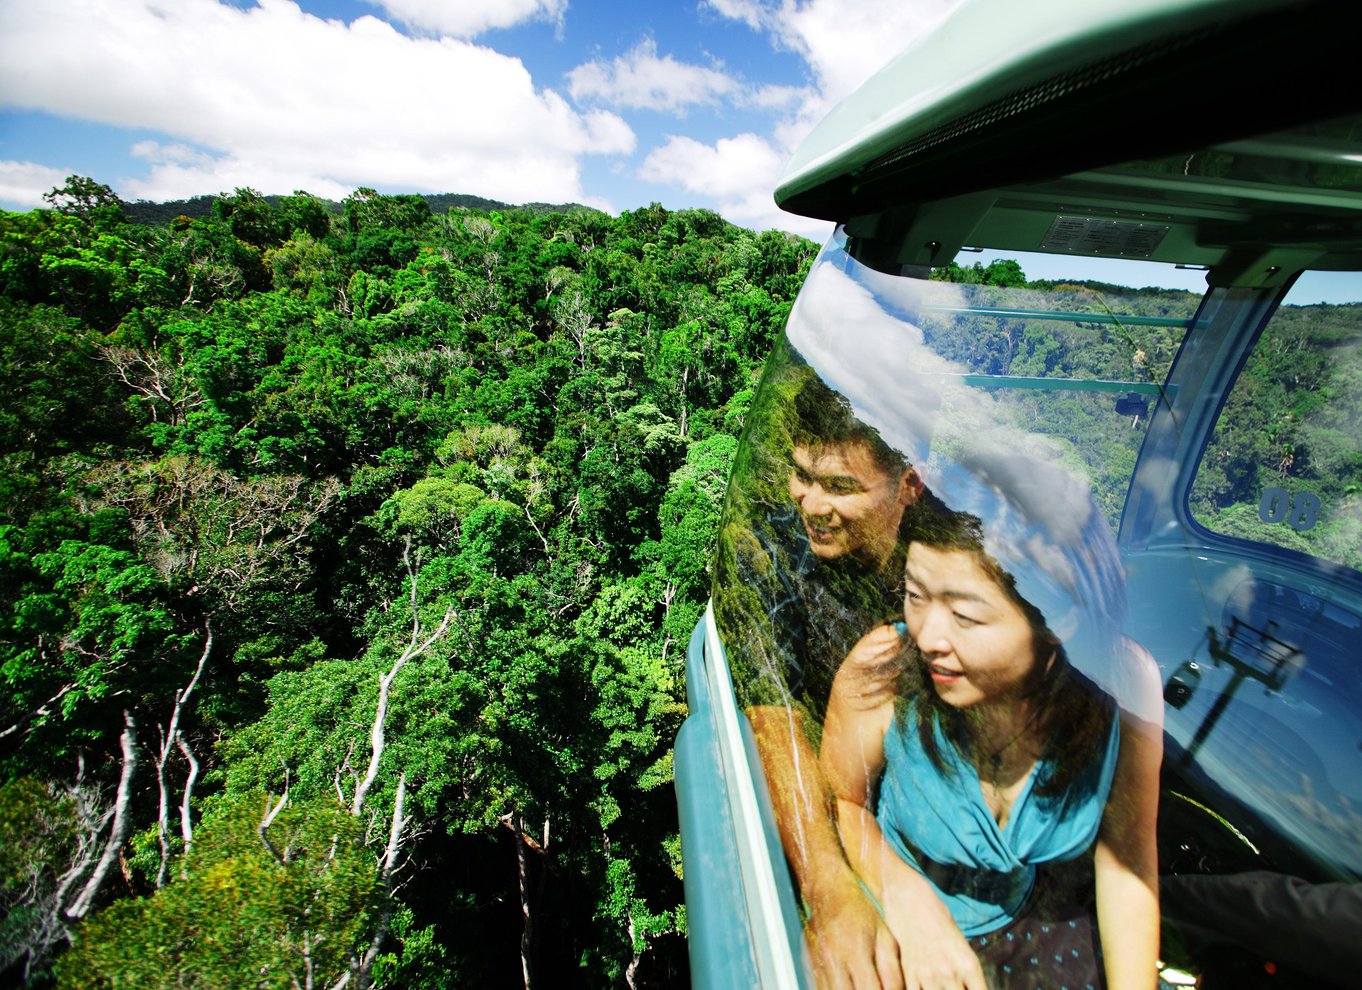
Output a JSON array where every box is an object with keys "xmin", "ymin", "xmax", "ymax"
[
  {"xmin": 717, "ymin": 371, "xmax": 924, "ymax": 989},
  {"xmin": 732, "ymin": 372, "xmax": 923, "ymax": 719}
]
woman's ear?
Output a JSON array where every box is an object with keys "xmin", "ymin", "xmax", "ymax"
[{"xmin": 1037, "ymin": 630, "xmax": 1064, "ymax": 673}]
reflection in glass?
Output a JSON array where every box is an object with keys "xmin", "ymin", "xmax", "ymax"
[
  {"xmin": 713, "ymin": 237, "xmax": 1174, "ymax": 988},
  {"xmin": 822, "ymin": 477, "xmax": 1159, "ymax": 990}
]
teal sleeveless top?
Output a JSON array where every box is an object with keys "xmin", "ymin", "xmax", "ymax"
[{"xmin": 875, "ymin": 703, "xmax": 1120, "ymax": 936}]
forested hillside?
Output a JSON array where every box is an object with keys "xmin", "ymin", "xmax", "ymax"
[
  {"xmin": 6, "ymin": 175, "xmax": 1354, "ymax": 990},
  {"xmin": 0, "ymin": 177, "xmax": 815, "ymax": 989},
  {"xmin": 116, "ymin": 192, "xmax": 584, "ymax": 230}
]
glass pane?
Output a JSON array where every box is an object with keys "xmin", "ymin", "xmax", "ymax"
[
  {"xmin": 1189, "ymin": 274, "xmax": 1362, "ymax": 574},
  {"xmin": 712, "ymin": 235, "xmax": 1196, "ymax": 990},
  {"xmin": 914, "ymin": 284, "xmax": 1196, "ymax": 530}
]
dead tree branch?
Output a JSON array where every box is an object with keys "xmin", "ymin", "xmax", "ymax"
[
  {"xmin": 350, "ymin": 543, "xmax": 453, "ymax": 817},
  {"xmin": 154, "ymin": 625, "xmax": 213, "ymax": 888},
  {"xmin": 259, "ymin": 768, "xmax": 292, "ymax": 866},
  {"xmin": 177, "ymin": 734, "xmax": 200, "ymax": 875},
  {"xmin": 0, "ymin": 682, "xmax": 77, "ymax": 741},
  {"xmin": 65, "ymin": 711, "xmax": 137, "ymax": 920},
  {"xmin": 336, "ymin": 774, "xmax": 410, "ymax": 990}
]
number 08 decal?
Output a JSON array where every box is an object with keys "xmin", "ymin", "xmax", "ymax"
[{"xmin": 1258, "ymin": 486, "xmax": 1321, "ymax": 531}]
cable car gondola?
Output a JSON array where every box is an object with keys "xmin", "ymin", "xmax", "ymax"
[{"xmin": 676, "ymin": 1, "xmax": 1362, "ymax": 987}]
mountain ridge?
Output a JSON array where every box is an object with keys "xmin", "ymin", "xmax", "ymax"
[{"xmin": 119, "ymin": 190, "xmax": 605, "ymax": 226}]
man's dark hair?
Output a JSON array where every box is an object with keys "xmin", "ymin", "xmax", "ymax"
[{"xmin": 791, "ymin": 374, "xmax": 907, "ymax": 475}]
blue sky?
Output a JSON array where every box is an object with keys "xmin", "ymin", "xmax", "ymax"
[
  {"xmin": 2, "ymin": 0, "xmax": 1354, "ymax": 301},
  {"xmin": 0, "ymin": 0, "xmax": 960, "ymax": 239}
]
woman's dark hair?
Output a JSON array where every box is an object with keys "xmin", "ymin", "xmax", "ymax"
[{"xmin": 900, "ymin": 501, "xmax": 1114, "ymax": 798}]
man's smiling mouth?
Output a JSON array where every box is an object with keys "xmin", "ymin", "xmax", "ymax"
[{"xmin": 803, "ymin": 518, "xmax": 839, "ymax": 542}]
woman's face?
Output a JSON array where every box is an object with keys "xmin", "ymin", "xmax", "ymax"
[{"xmin": 903, "ymin": 542, "xmax": 1040, "ymax": 710}]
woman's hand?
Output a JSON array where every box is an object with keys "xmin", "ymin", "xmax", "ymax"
[
  {"xmin": 880, "ymin": 876, "xmax": 989, "ymax": 990},
  {"xmin": 835, "ymin": 623, "xmax": 907, "ymax": 706}
]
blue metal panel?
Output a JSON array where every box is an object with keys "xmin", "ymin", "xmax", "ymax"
[{"xmin": 676, "ymin": 619, "xmax": 762, "ymax": 988}]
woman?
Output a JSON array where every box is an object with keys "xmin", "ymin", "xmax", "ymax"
[{"xmin": 820, "ymin": 491, "xmax": 1162, "ymax": 990}]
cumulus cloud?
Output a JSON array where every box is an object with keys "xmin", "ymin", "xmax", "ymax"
[
  {"xmin": 640, "ymin": 133, "xmax": 782, "ymax": 200},
  {"xmin": 0, "ymin": 160, "xmax": 72, "ymax": 208},
  {"xmin": 708, "ymin": 0, "xmax": 962, "ymax": 160},
  {"xmin": 0, "ymin": 0, "xmax": 631, "ymax": 206},
  {"xmin": 568, "ymin": 38, "xmax": 740, "ymax": 114},
  {"xmin": 367, "ymin": 0, "xmax": 566, "ymax": 39},
  {"xmin": 637, "ymin": 0, "xmax": 961, "ymax": 233},
  {"xmin": 746, "ymin": 83, "xmax": 809, "ymax": 111},
  {"xmin": 704, "ymin": 0, "xmax": 766, "ymax": 32},
  {"xmin": 707, "ymin": 0, "xmax": 959, "ymax": 104},
  {"xmin": 130, "ymin": 142, "xmax": 215, "ymax": 168},
  {"xmin": 122, "ymin": 143, "xmax": 355, "ymax": 204},
  {"xmin": 640, "ymin": 133, "xmax": 828, "ymax": 237}
]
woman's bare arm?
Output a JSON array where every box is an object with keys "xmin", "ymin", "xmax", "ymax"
[
  {"xmin": 1095, "ymin": 643, "xmax": 1164, "ymax": 990},
  {"xmin": 822, "ymin": 627, "xmax": 988, "ymax": 990}
]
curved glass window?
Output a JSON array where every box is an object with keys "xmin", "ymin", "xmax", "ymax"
[
  {"xmin": 1189, "ymin": 273, "xmax": 1362, "ymax": 572},
  {"xmin": 711, "ymin": 233, "xmax": 1362, "ymax": 990},
  {"xmin": 715, "ymin": 234, "xmax": 1196, "ymax": 721}
]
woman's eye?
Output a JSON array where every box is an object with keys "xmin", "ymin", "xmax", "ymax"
[{"xmin": 953, "ymin": 612, "xmax": 980, "ymax": 628}]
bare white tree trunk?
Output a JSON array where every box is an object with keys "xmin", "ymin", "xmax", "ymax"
[
  {"xmin": 333, "ymin": 548, "xmax": 453, "ymax": 989},
  {"xmin": 259, "ymin": 777, "xmax": 291, "ymax": 866},
  {"xmin": 177, "ymin": 734, "xmax": 200, "ymax": 871},
  {"xmin": 523, "ymin": 503, "xmax": 553, "ymax": 565},
  {"xmin": 153, "ymin": 626, "xmax": 213, "ymax": 888},
  {"xmin": 301, "ymin": 934, "xmax": 317, "ymax": 990},
  {"xmin": 65, "ymin": 711, "xmax": 137, "ymax": 920},
  {"xmin": 678, "ymin": 365, "xmax": 690, "ymax": 437},
  {"xmin": 0, "ymin": 682, "xmax": 77, "ymax": 741},
  {"xmin": 515, "ymin": 814, "xmax": 534, "ymax": 990},
  {"xmin": 498, "ymin": 814, "xmax": 550, "ymax": 990},
  {"xmin": 336, "ymin": 774, "xmax": 410, "ymax": 990},
  {"xmin": 351, "ymin": 545, "xmax": 452, "ymax": 817},
  {"xmin": 625, "ymin": 912, "xmax": 642, "ymax": 990},
  {"xmin": 31, "ymin": 762, "xmax": 102, "ymax": 970},
  {"xmin": 658, "ymin": 579, "xmax": 678, "ymax": 666},
  {"xmin": 554, "ymin": 289, "xmax": 593, "ymax": 372}
]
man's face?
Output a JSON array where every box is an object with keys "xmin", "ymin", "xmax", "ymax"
[{"xmin": 788, "ymin": 441, "xmax": 917, "ymax": 567}]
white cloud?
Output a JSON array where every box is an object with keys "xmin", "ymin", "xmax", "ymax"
[
  {"xmin": 707, "ymin": 0, "xmax": 959, "ymax": 104},
  {"xmin": 0, "ymin": 0, "xmax": 632, "ymax": 206},
  {"xmin": 122, "ymin": 150, "xmax": 356, "ymax": 205},
  {"xmin": 640, "ymin": 133, "xmax": 829, "ymax": 237},
  {"xmin": 367, "ymin": 0, "xmax": 566, "ymax": 38},
  {"xmin": 632, "ymin": 0, "xmax": 961, "ymax": 233},
  {"xmin": 702, "ymin": 0, "xmax": 962, "ymax": 161},
  {"xmin": 568, "ymin": 38, "xmax": 740, "ymax": 114},
  {"xmin": 641, "ymin": 134, "xmax": 782, "ymax": 200},
  {"xmin": 705, "ymin": 0, "xmax": 766, "ymax": 32},
  {"xmin": 0, "ymin": 160, "xmax": 71, "ymax": 208},
  {"xmin": 130, "ymin": 142, "xmax": 214, "ymax": 167},
  {"xmin": 746, "ymin": 83, "xmax": 809, "ymax": 111}
]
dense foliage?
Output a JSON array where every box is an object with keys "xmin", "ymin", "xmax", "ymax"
[
  {"xmin": 0, "ymin": 177, "xmax": 816, "ymax": 988},
  {"xmin": 6, "ymin": 174, "xmax": 1355, "ymax": 989},
  {"xmin": 1189, "ymin": 300, "xmax": 1362, "ymax": 570}
]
